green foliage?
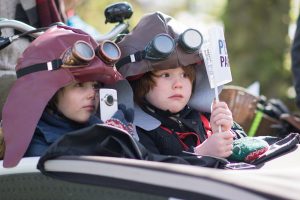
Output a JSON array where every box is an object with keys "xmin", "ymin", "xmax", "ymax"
[{"xmin": 222, "ymin": 0, "xmax": 295, "ymax": 109}]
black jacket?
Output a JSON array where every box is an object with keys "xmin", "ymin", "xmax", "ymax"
[{"xmin": 137, "ymin": 105, "xmax": 247, "ymax": 156}]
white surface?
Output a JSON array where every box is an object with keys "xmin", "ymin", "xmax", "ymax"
[
  {"xmin": 202, "ymin": 26, "xmax": 232, "ymax": 88},
  {"xmin": 0, "ymin": 157, "xmax": 40, "ymax": 175}
]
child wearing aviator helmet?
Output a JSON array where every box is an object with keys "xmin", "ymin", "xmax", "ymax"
[
  {"xmin": 1, "ymin": 25, "xmax": 132, "ymax": 168},
  {"xmin": 116, "ymin": 12, "xmax": 248, "ymax": 159}
]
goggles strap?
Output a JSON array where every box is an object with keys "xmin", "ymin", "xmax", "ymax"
[
  {"xmin": 16, "ymin": 59, "xmax": 63, "ymax": 78},
  {"xmin": 116, "ymin": 51, "xmax": 145, "ymax": 69}
]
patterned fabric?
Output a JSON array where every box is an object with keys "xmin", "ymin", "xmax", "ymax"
[
  {"xmin": 228, "ymin": 137, "xmax": 269, "ymax": 162},
  {"xmin": 245, "ymin": 147, "xmax": 269, "ymax": 162},
  {"xmin": 104, "ymin": 104, "xmax": 134, "ymax": 136},
  {"xmin": 105, "ymin": 118, "xmax": 134, "ymax": 135}
]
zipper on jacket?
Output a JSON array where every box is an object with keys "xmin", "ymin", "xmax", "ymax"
[{"xmin": 177, "ymin": 119, "xmax": 184, "ymax": 129}]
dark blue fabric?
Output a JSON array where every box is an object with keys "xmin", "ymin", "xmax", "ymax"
[{"xmin": 25, "ymin": 111, "xmax": 101, "ymax": 157}]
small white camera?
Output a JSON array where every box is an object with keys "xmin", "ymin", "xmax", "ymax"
[{"xmin": 99, "ymin": 89, "xmax": 118, "ymax": 121}]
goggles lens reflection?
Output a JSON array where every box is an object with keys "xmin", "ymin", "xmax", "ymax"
[
  {"xmin": 75, "ymin": 42, "xmax": 95, "ymax": 60},
  {"xmin": 96, "ymin": 40, "xmax": 121, "ymax": 64},
  {"xmin": 145, "ymin": 34, "xmax": 175, "ymax": 60},
  {"xmin": 179, "ymin": 29, "xmax": 203, "ymax": 53},
  {"xmin": 62, "ymin": 41, "xmax": 95, "ymax": 66}
]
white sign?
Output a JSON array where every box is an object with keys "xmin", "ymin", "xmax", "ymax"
[{"xmin": 201, "ymin": 26, "xmax": 232, "ymax": 88}]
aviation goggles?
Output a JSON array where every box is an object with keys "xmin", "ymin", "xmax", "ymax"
[
  {"xmin": 116, "ymin": 28, "xmax": 203, "ymax": 68},
  {"xmin": 16, "ymin": 40, "xmax": 121, "ymax": 78}
]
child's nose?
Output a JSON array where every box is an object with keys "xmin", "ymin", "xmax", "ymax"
[
  {"xmin": 173, "ymin": 76, "xmax": 183, "ymax": 88},
  {"xmin": 87, "ymin": 87, "xmax": 97, "ymax": 99}
]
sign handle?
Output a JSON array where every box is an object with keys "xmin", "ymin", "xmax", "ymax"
[{"xmin": 214, "ymin": 86, "xmax": 222, "ymax": 133}]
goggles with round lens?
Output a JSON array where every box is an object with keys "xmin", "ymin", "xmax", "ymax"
[
  {"xmin": 16, "ymin": 40, "xmax": 121, "ymax": 78},
  {"xmin": 144, "ymin": 34, "xmax": 175, "ymax": 60},
  {"xmin": 116, "ymin": 28, "xmax": 203, "ymax": 68},
  {"xmin": 62, "ymin": 40, "xmax": 95, "ymax": 66},
  {"xmin": 95, "ymin": 40, "xmax": 121, "ymax": 65}
]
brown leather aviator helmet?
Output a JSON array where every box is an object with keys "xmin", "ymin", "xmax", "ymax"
[
  {"xmin": 2, "ymin": 26, "xmax": 122, "ymax": 167},
  {"xmin": 116, "ymin": 12, "xmax": 219, "ymax": 127},
  {"xmin": 116, "ymin": 11, "xmax": 203, "ymax": 78}
]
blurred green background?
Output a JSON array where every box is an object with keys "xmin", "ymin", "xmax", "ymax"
[{"xmin": 76, "ymin": 0, "xmax": 299, "ymax": 113}]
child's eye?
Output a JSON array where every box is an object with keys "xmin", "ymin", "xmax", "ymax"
[
  {"xmin": 93, "ymin": 82, "xmax": 102, "ymax": 90},
  {"xmin": 182, "ymin": 73, "xmax": 189, "ymax": 78},
  {"xmin": 160, "ymin": 73, "xmax": 170, "ymax": 78},
  {"xmin": 74, "ymin": 83, "xmax": 84, "ymax": 87}
]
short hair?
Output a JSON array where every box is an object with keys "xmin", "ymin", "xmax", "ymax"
[
  {"xmin": 130, "ymin": 65, "xmax": 196, "ymax": 106},
  {"xmin": 46, "ymin": 88, "xmax": 64, "ymax": 112}
]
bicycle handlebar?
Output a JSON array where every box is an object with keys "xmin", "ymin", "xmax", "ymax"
[
  {"xmin": 0, "ymin": 18, "xmax": 42, "ymax": 38},
  {"xmin": 97, "ymin": 23, "xmax": 129, "ymax": 42},
  {"xmin": 0, "ymin": 18, "xmax": 129, "ymax": 42}
]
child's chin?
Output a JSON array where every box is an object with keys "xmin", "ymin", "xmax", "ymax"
[
  {"xmin": 168, "ymin": 106, "xmax": 185, "ymax": 113},
  {"xmin": 75, "ymin": 116, "xmax": 91, "ymax": 124}
]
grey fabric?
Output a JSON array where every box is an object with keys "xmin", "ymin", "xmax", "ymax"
[
  {"xmin": 20, "ymin": 0, "xmax": 35, "ymax": 11},
  {"xmin": 133, "ymin": 105, "xmax": 161, "ymax": 131}
]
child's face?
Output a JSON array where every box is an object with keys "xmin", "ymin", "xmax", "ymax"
[
  {"xmin": 145, "ymin": 67, "xmax": 192, "ymax": 113},
  {"xmin": 56, "ymin": 81, "xmax": 99, "ymax": 123}
]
